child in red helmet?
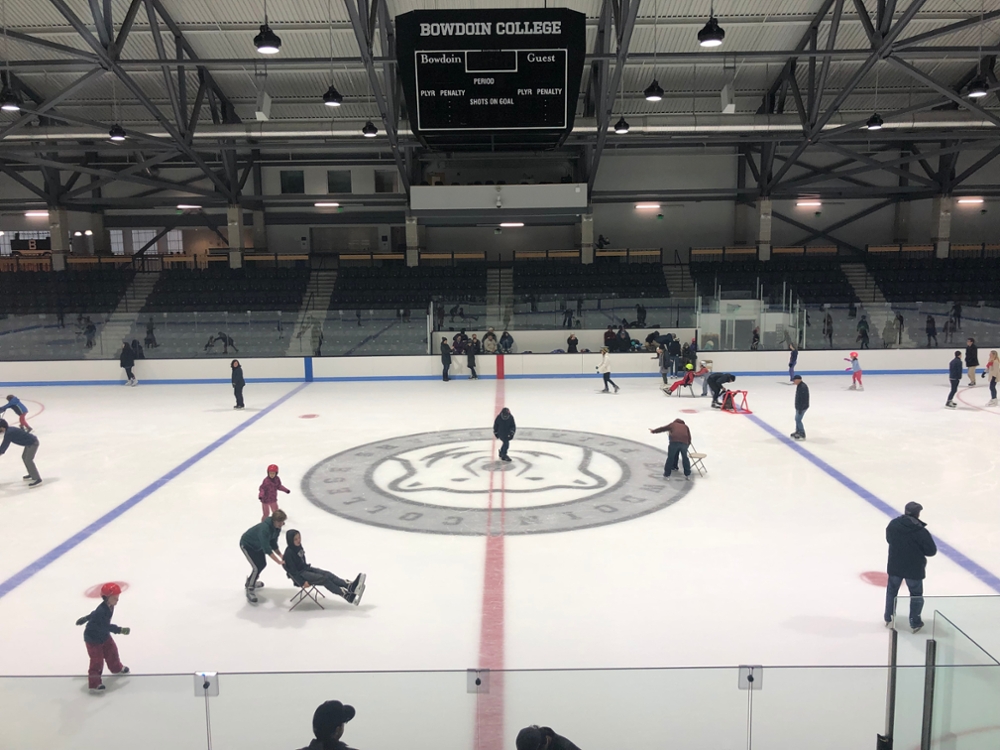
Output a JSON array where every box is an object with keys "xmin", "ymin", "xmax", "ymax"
[
  {"xmin": 259, "ymin": 464, "xmax": 290, "ymax": 521},
  {"xmin": 845, "ymin": 352, "xmax": 864, "ymax": 391},
  {"xmin": 75, "ymin": 582, "xmax": 130, "ymax": 692}
]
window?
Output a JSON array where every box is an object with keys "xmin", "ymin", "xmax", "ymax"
[
  {"xmin": 0, "ymin": 233, "xmax": 9, "ymax": 256},
  {"xmin": 374, "ymin": 170, "xmax": 396, "ymax": 193},
  {"xmin": 327, "ymin": 170, "xmax": 352, "ymax": 193},
  {"xmin": 132, "ymin": 228, "xmax": 159, "ymax": 254},
  {"xmin": 110, "ymin": 229, "xmax": 125, "ymax": 255},
  {"xmin": 1, "ymin": 231, "xmax": 50, "ymax": 255},
  {"xmin": 280, "ymin": 170, "xmax": 305, "ymax": 194},
  {"xmin": 166, "ymin": 229, "xmax": 184, "ymax": 254}
]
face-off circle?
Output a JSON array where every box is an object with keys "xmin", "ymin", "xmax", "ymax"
[{"xmin": 302, "ymin": 428, "xmax": 691, "ymax": 536}]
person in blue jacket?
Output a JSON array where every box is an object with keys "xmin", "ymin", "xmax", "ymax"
[
  {"xmin": 0, "ymin": 419, "xmax": 41, "ymax": 486},
  {"xmin": 0, "ymin": 394, "xmax": 31, "ymax": 432},
  {"xmin": 75, "ymin": 582, "xmax": 130, "ymax": 691},
  {"xmin": 946, "ymin": 350, "xmax": 963, "ymax": 408}
]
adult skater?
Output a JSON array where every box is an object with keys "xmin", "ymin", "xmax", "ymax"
[
  {"xmin": 950, "ymin": 302, "xmax": 962, "ymax": 330},
  {"xmin": 946, "ymin": 350, "xmax": 962, "ymax": 409},
  {"xmin": 119, "ymin": 341, "xmax": 137, "ymax": 386},
  {"xmin": 925, "ymin": 316, "xmax": 937, "ymax": 348},
  {"xmin": 239, "ymin": 509, "xmax": 286, "ymax": 603},
  {"xmin": 650, "ymin": 418, "xmax": 692, "ymax": 480},
  {"xmin": 0, "ymin": 419, "xmax": 41, "ymax": 487},
  {"xmin": 707, "ymin": 372, "xmax": 736, "ymax": 408},
  {"xmin": 791, "ymin": 374, "xmax": 809, "ymax": 440},
  {"xmin": 884, "ymin": 502, "xmax": 937, "ymax": 633},
  {"xmin": 653, "ymin": 346, "xmax": 670, "ymax": 387},
  {"xmin": 986, "ymin": 350, "xmax": 999, "ymax": 407},
  {"xmin": 75, "ymin": 582, "xmax": 130, "ymax": 692},
  {"xmin": 516, "ymin": 725, "xmax": 583, "ymax": 750},
  {"xmin": 440, "ymin": 337, "xmax": 452, "ymax": 381},
  {"xmin": 965, "ymin": 337, "xmax": 979, "ymax": 385},
  {"xmin": 231, "ymin": 359, "xmax": 245, "ymax": 409},
  {"xmin": 297, "ymin": 700, "xmax": 357, "ymax": 750},
  {"xmin": 467, "ymin": 341, "xmax": 478, "ymax": 380},
  {"xmin": 596, "ymin": 347, "xmax": 619, "ymax": 393},
  {"xmin": 822, "ymin": 312, "xmax": 833, "ymax": 348},
  {"xmin": 284, "ymin": 529, "xmax": 365, "ymax": 605},
  {"xmin": 493, "ymin": 407, "xmax": 516, "ymax": 462},
  {"xmin": 750, "ymin": 327, "xmax": 760, "ymax": 351},
  {"xmin": 0, "ymin": 394, "xmax": 32, "ymax": 432},
  {"xmin": 217, "ymin": 331, "xmax": 238, "ymax": 354},
  {"xmin": 787, "ymin": 342, "xmax": 798, "ymax": 382}
]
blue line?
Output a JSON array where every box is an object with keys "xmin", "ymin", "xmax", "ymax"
[
  {"xmin": 746, "ymin": 412, "xmax": 1000, "ymax": 594},
  {"xmin": 0, "ymin": 382, "xmax": 309, "ymax": 600},
  {"xmin": 304, "ymin": 356, "xmax": 314, "ymax": 382}
]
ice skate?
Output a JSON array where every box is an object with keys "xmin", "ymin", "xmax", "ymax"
[
  {"xmin": 613, "ymin": 385, "xmax": 620, "ymax": 393},
  {"xmin": 352, "ymin": 581, "xmax": 365, "ymax": 606},
  {"xmin": 988, "ymin": 399, "xmax": 998, "ymax": 406},
  {"xmin": 848, "ymin": 384, "xmax": 856, "ymax": 390},
  {"xmin": 662, "ymin": 388, "xmax": 672, "ymax": 396},
  {"xmin": 858, "ymin": 385, "xmax": 864, "ymax": 391},
  {"xmin": 24, "ymin": 426, "xmax": 31, "ymax": 433},
  {"xmin": 912, "ymin": 623, "xmax": 923, "ymax": 634},
  {"xmin": 22, "ymin": 475, "xmax": 31, "ymax": 481},
  {"xmin": 348, "ymin": 573, "xmax": 366, "ymax": 594},
  {"xmin": 884, "ymin": 619, "xmax": 893, "ymax": 629},
  {"xmin": 245, "ymin": 588, "xmax": 258, "ymax": 604},
  {"xmin": 500, "ymin": 455, "xmax": 512, "ymax": 462},
  {"xmin": 120, "ymin": 667, "xmax": 130, "ymax": 674},
  {"xmin": 254, "ymin": 581, "xmax": 264, "ymax": 588},
  {"xmin": 28, "ymin": 479, "xmax": 42, "ymax": 488},
  {"xmin": 130, "ymin": 378, "xmax": 138, "ymax": 386},
  {"xmin": 946, "ymin": 401, "xmax": 957, "ymax": 409},
  {"xmin": 90, "ymin": 685, "xmax": 106, "ymax": 693}
]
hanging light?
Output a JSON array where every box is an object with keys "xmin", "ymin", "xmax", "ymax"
[
  {"xmin": 108, "ymin": 123, "xmax": 127, "ymax": 141},
  {"xmin": 0, "ymin": 87, "xmax": 21, "ymax": 112},
  {"xmin": 613, "ymin": 116, "xmax": 630, "ymax": 134},
  {"xmin": 967, "ymin": 76, "xmax": 989, "ymax": 99},
  {"xmin": 644, "ymin": 79, "xmax": 664, "ymax": 102},
  {"xmin": 697, "ymin": 17, "xmax": 725, "ymax": 47},
  {"xmin": 865, "ymin": 112, "xmax": 884, "ymax": 130},
  {"xmin": 254, "ymin": 23, "xmax": 281, "ymax": 54},
  {"xmin": 323, "ymin": 84, "xmax": 343, "ymax": 107},
  {"xmin": 362, "ymin": 120, "xmax": 378, "ymax": 137}
]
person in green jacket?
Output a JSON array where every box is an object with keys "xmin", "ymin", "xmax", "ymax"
[{"xmin": 239, "ymin": 510, "xmax": 286, "ymax": 603}]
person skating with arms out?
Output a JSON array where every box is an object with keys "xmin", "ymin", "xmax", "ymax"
[
  {"xmin": 946, "ymin": 350, "xmax": 962, "ymax": 409},
  {"xmin": 239, "ymin": 509, "xmax": 286, "ymax": 603},
  {"xmin": 75, "ymin": 582, "xmax": 130, "ymax": 692},
  {"xmin": 258, "ymin": 463, "xmax": 290, "ymax": 521},
  {"xmin": 845, "ymin": 352, "xmax": 863, "ymax": 391},
  {"xmin": 284, "ymin": 529, "xmax": 366, "ymax": 606},
  {"xmin": 0, "ymin": 394, "xmax": 32, "ymax": 433}
]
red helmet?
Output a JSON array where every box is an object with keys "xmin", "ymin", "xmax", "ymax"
[
  {"xmin": 101, "ymin": 582, "xmax": 121, "ymax": 598},
  {"xmin": 267, "ymin": 464, "xmax": 279, "ymax": 474},
  {"xmin": 850, "ymin": 352, "xmax": 858, "ymax": 358}
]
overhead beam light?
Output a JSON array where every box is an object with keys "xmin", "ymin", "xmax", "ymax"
[
  {"xmin": 635, "ymin": 203, "xmax": 661, "ymax": 209},
  {"xmin": 73, "ymin": 231, "xmax": 82, "ymax": 237},
  {"xmin": 957, "ymin": 197, "xmax": 984, "ymax": 204},
  {"xmin": 322, "ymin": 85, "xmax": 343, "ymax": 107},
  {"xmin": 314, "ymin": 202, "xmax": 340, "ymax": 207},
  {"xmin": 177, "ymin": 204, "xmax": 202, "ymax": 210},
  {"xmin": 643, "ymin": 79, "xmax": 664, "ymax": 102},
  {"xmin": 0, "ymin": 88, "xmax": 22, "ymax": 112},
  {"xmin": 362, "ymin": 120, "xmax": 378, "ymax": 137},
  {"xmin": 865, "ymin": 112, "xmax": 884, "ymax": 130},
  {"xmin": 25, "ymin": 210, "xmax": 49, "ymax": 218},
  {"xmin": 697, "ymin": 16, "xmax": 725, "ymax": 47},
  {"xmin": 108, "ymin": 123, "xmax": 126, "ymax": 141},
  {"xmin": 254, "ymin": 23, "xmax": 281, "ymax": 54},
  {"xmin": 613, "ymin": 116, "xmax": 630, "ymax": 134},
  {"xmin": 84, "ymin": 229, "xmax": 93, "ymax": 236},
  {"xmin": 967, "ymin": 76, "xmax": 989, "ymax": 99},
  {"xmin": 796, "ymin": 200, "xmax": 822, "ymax": 208},
  {"xmin": 499, "ymin": 222, "xmax": 524, "ymax": 227}
]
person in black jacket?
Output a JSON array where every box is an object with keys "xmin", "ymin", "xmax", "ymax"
[
  {"xmin": 707, "ymin": 372, "xmax": 736, "ymax": 408},
  {"xmin": 283, "ymin": 529, "xmax": 365, "ymax": 606},
  {"xmin": 119, "ymin": 341, "xmax": 137, "ymax": 386},
  {"xmin": 493, "ymin": 407, "xmax": 516, "ymax": 462},
  {"xmin": 884, "ymin": 502, "xmax": 937, "ymax": 632},
  {"xmin": 965, "ymin": 337, "xmax": 979, "ymax": 386},
  {"xmin": 467, "ymin": 342, "xmax": 478, "ymax": 380},
  {"xmin": 75, "ymin": 582, "xmax": 130, "ymax": 691},
  {"xmin": 516, "ymin": 725, "xmax": 582, "ymax": 750},
  {"xmin": 231, "ymin": 359, "xmax": 245, "ymax": 409},
  {"xmin": 239, "ymin": 511, "xmax": 286, "ymax": 603},
  {"xmin": 946, "ymin": 350, "xmax": 962, "ymax": 408},
  {"xmin": 0, "ymin": 419, "xmax": 41, "ymax": 486},
  {"xmin": 440, "ymin": 337, "xmax": 452, "ymax": 381},
  {"xmin": 791, "ymin": 375, "xmax": 809, "ymax": 440},
  {"xmin": 297, "ymin": 700, "xmax": 358, "ymax": 750}
]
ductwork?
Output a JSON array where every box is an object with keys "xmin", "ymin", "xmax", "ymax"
[{"xmin": 0, "ymin": 112, "xmax": 994, "ymax": 142}]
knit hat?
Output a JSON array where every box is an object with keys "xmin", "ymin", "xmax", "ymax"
[
  {"xmin": 313, "ymin": 701, "xmax": 355, "ymax": 739},
  {"xmin": 904, "ymin": 502, "xmax": 923, "ymax": 516},
  {"xmin": 516, "ymin": 726, "xmax": 548, "ymax": 750}
]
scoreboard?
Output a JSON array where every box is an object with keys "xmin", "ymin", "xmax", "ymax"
[{"xmin": 396, "ymin": 10, "xmax": 586, "ymax": 147}]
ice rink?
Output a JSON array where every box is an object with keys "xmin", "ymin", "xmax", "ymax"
[{"xmin": 1, "ymin": 367, "xmax": 999, "ymax": 748}]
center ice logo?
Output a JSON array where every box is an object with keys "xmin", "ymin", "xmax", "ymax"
[{"xmin": 302, "ymin": 428, "xmax": 691, "ymax": 536}]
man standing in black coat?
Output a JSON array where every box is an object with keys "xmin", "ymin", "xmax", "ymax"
[
  {"xmin": 946, "ymin": 350, "xmax": 962, "ymax": 408},
  {"xmin": 440, "ymin": 337, "xmax": 452, "ymax": 381},
  {"xmin": 965, "ymin": 337, "xmax": 979, "ymax": 386},
  {"xmin": 884, "ymin": 502, "xmax": 937, "ymax": 632},
  {"xmin": 493, "ymin": 407, "xmax": 515, "ymax": 462},
  {"xmin": 791, "ymin": 375, "xmax": 809, "ymax": 440},
  {"xmin": 119, "ymin": 341, "xmax": 137, "ymax": 386},
  {"xmin": 231, "ymin": 359, "xmax": 245, "ymax": 409}
]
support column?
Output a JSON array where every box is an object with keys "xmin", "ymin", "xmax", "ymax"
[
  {"xmin": 580, "ymin": 213, "xmax": 594, "ymax": 264},
  {"xmin": 757, "ymin": 198, "xmax": 773, "ymax": 261},
  {"xmin": 931, "ymin": 195, "xmax": 951, "ymax": 258},
  {"xmin": 90, "ymin": 213, "xmax": 110, "ymax": 255},
  {"xmin": 252, "ymin": 209, "xmax": 267, "ymax": 251},
  {"xmin": 405, "ymin": 215, "xmax": 419, "ymax": 267},
  {"xmin": 227, "ymin": 204, "xmax": 244, "ymax": 269},
  {"xmin": 48, "ymin": 208, "xmax": 69, "ymax": 271}
]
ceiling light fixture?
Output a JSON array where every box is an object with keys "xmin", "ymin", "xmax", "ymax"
[
  {"xmin": 635, "ymin": 203, "xmax": 661, "ymax": 209},
  {"xmin": 108, "ymin": 123, "xmax": 127, "ymax": 141},
  {"xmin": 968, "ymin": 0, "xmax": 987, "ymax": 98},
  {"xmin": 362, "ymin": 120, "xmax": 378, "ymax": 137},
  {"xmin": 73, "ymin": 231, "xmax": 82, "ymax": 237},
  {"xmin": 176, "ymin": 204, "xmax": 202, "ymax": 210},
  {"xmin": 84, "ymin": 229, "xmax": 93, "ymax": 236},
  {"xmin": 314, "ymin": 202, "xmax": 340, "ymax": 207},
  {"xmin": 796, "ymin": 200, "xmax": 822, "ymax": 208},
  {"xmin": 254, "ymin": 0, "xmax": 281, "ymax": 54},
  {"xmin": 866, "ymin": 112, "xmax": 884, "ymax": 130},
  {"xmin": 697, "ymin": 4, "xmax": 725, "ymax": 49},
  {"xmin": 643, "ymin": 79, "xmax": 664, "ymax": 102},
  {"xmin": 613, "ymin": 115, "xmax": 630, "ymax": 134},
  {"xmin": 957, "ymin": 197, "xmax": 985, "ymax": 204},
  {"xmin": 499, "ymin": 222, "xmax": 524, "ymax": 227},
  {"xmin": 0, "ymin": 87, "xmax": 21, "ymax": 112},
  {"xmin": 25, "ymin": 210, "xmax": 49, "ymax": 218},
  {"xmin": 323, "ymin": 84, "xmax": 343, "ymax": 107},
  {"xmin": 967, "ymin": 76, "xmax": 989, "ymax": 99}
]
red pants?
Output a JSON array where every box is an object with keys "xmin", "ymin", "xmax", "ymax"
[
  {"xmin": 261, "ymin": 501, "xmax": 279, "ymax": 521},
  {"xmin": 86, "ymin": 637, "xmax": 123, "ymax": 688},
  {"xmin": 17, "ymin": 413, "xmax": 28, "ymax": 429},
  {"xmin": 852, "ymin": 371, "xmax": 863, "ymax": 386}
]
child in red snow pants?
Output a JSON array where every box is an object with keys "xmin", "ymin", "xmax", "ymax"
[
  {"xmin": 87, "ymin": 637, "xmax": 124, "ymax": 689},
  {"xmin": 852, "ymin": 370, "xmax": 863, "ymax": 387}
]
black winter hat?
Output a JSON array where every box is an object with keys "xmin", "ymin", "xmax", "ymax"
[
  {"xmin": 904, "ymin": 502, "xmax": 923, "ymax": 517},
  {"xmin": 313, "ymin": 700, "xmax": 355, "ymax": 739}
]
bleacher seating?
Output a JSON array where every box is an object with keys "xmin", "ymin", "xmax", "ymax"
[
  {"xmin": 866, "ymin": 256, "xmax": 1000, "ymax": 304},
  {"xmin": 689, "ymin": 258, "xmax": 856, "ymax": 304},
  {"xmin": 0, "ymin": 268, "xmax": 132, "ymax": 314},
  {"xmin": 512, "ymin": 261, "xmax": 669, "ymax": 297},
  {"xmin": 142, "ymin": 266, "xmax": 308, "ymax": 312},
  {"xmin": 330, "ymin": 265, "xmax": 486, "ymax": 307}
]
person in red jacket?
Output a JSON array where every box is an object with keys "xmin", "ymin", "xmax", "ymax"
[
  {"xmin": 649, "ymin": 419, "xmax": 693, "ymax": 480},
  {"xmin": 258, "ymin": 463, "xmax": 290, "ymax": 521},
  {"xmin": 75, "ymin": 582, "xmax": 130, "ymax": 691},
  {"xmin": 662, "ymin": 363, "xmax": 710, "ymax": 395}
]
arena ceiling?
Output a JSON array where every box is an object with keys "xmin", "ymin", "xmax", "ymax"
[{"xmin": 0, "ymin": 0, "xmax": 999, "ymax": 212}]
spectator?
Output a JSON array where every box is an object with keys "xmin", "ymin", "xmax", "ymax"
[
  {"xmin": 297, "ymin": 700, "xmax": 358, "ymax": 750},
  {"xmin": 950, "ymin": 302, "xmax": 962, "ymax": 330},
  {"xmin": 120, "ymin": 341, "xmax": 137, "ymax": 387},
  {"xmin": 822, "ymin": 311, "xmax": 834, "ymax": 348},
  {"xmin": 615, "ymin": 326, "xmax": 631, "ymax": 353},
  {"xmin": 469, "ymin": 334, "xmax": 481, "ymax": 354},
  {"xmin": 946, "ymin": 350, "xmax": 962, "ymax": 409},
  {"xmin": 942, "ymin": 316, "xmax": 956, "ymax": 344},
  {"xmin": 650, "ymin": 418, "xmax": 692, "ymax": 480},
  {"xmin": 131, "ymin": 339, "xmax": 144, "ymax": 360},
  {"xmin": 884, "ymin": 502, "xmax": 937, "ymax": 633},
  {"xmin": 791, "ymin": 374, "xmax": 809, "ymax": 440},
  {"xmin": 144, "ymin": 317, "xmax": 158, "ymax": 348},
  {"xmin": 440, "ymin": 337, "xmax": 452, "ymax": 382},
  {"xmin": 644, "ymin": 330, "xmax": 660, "ymax": 352},
  {"xmin": 84, "ymin": 319, "xmax": 97, "ymax": 349},
  {"xmin": 596, "ymin": 234, "xmax": 610, "ymax": 249},
  {"xmin": 566, "ymin": 333, "xmax": 579, "ymax": 353},
  {"xmin": 667, "ymin": 336, "xmax": 682, "ymax": 376},
  {"xmin": 562, "ymin": 306, "xmax": 574, "ymax": 329},
  {"xmin": 894, "ymin": 312, "xmax": 905, "ymax": 346},
  {"xmin": 483, "ymin": 328, "xmax": 498, "ymax": 354},
  {"xmin": 311, "ymin": 322, "xmax": 324, "ymax": 357},
  {"xmin": 356, "ymin": 310, "xmax": 362, "ymax": 327},
  {"xmin": 603, "ymin": 325, "xmax": 616, "ymax": 350},
  {"xmin": 856, "ymin": 315, "xmax": 870, "ymax": 349},
  {"xmin": 516, "ymin": 725, "xmax": 582, "ymax": 750},
  {"xmin": 881, "ymin": 319, "xmax": 895, "ymax": 349},
  {"xmin": 848, "ymin": 300, "xmax": 857, "ymax": 318},
  {"xmin": 635, "ymin": 304, "xmax": 647, "ymax": 327},
  {"xmin": 449, "ymin": 304, "xmax": 460, "ymax": 322},
  {"xmin": 925, "ymin": 316, "xmax": 937, "ymax": 348},
  {"xmin": 965, "ymin": 337, "xmax": 979, "ymax": 385},
  {"xmin": 499, "ymin": 330, "xmax": 514, "ymax": 353},
  {"xmin": 750, "ymin": 327, "xmax": 760, "ymax": 351}
]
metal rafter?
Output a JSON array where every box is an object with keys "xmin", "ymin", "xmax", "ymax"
[
  {"xmin": 787, "ymin": 198, "xmax": 897, "ymax": 246},
  {"xmin": 779, "ymin": 141, "xmax": 965, "ymax": 190},
  {"xmin": 145, "ymin": 0, "xmax": 184, "ymax": 133},
  {"xmin": 888, "ymin": 57, "xmax": 1000, "ymax": 127},
  {"xmin": 953, "ymin": 143, "xmax": 1000, "ymax": 185},
  {"xmin": 62, "ymin": 150, "xmax": 183, "ymax": 199},
  {"xmin": 0, "ymin": 68, "xmax": 103, "ymax": 141},
  {"xmin": 895, "ymin": 9, "xmax": 1000, "ymax": 49},
  {"xmin": 813, "ymin": 0, "xmax": 846, "ymax": 124},
  {"xmin": 770, "ymin": 206, "xmax": 868, "ymax": 254},
  {"xmin": 852, "ymin": 0, "xmax": 879, "ymax": 47},
  {"xmin": 583, "ymin": 0, "xmax": 611, "ymax": 119}
]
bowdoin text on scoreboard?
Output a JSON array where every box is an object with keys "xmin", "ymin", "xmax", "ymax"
[{"xmin": 414, "ymin": 48, "xmax": 568, "ymax": 131}]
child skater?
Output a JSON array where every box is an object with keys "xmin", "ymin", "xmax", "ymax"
[
  {"xmin": 0, "ymin": 394, "xmax": 31, "ymax": 433},
  {"xmin": 845, "ymin": 352, "xmax": 864, "ymax": 391},
  {"xmin": 75, "ymin": 582, "xmax": 130, "ymax": 692},
  {"xmin": 259, "ymin": 463, "xmax": 290, "ymax": 521},
  {"xmin": 283, "ymin": 529, "xmax": 366, "ymax": 606}
]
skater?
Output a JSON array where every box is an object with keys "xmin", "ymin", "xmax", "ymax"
[
  {"xmin": 791, "ymin": 375, "xmax": 809, "ymax": 440},
  {"xmin": 881, "ymin": 318, "xmax": 895, "ymax": 349},
  {"xmin": 925, "ymin": 316, "xmax": 937, "ymax": 348},
  {"xmin": 239, "ymin": 509, "xmax": 286, "ymax": 603},
  {"xmin": 493, "ymin": 407, "xmax": 516, "ymax": 462},
  {"xmin": 650, "ymin": 418, "xmax": 692, "ymax": 480},
  {"xmin": 467, "ymin": 341, "xmax": 478, "ymax": 380},
  {"xmin": 946, "ymin": 350, "xmax": 962, "ymax": 409},
  {"xmin": 0, "ymin": 394, "xmax": 32, "ymax": 432},
  {"xmin": 965, "ymin": 337, "xmax": 979, "ymax": 386},
  {"xmin": 258, "ymin": 463, "xmax": 290, "ymax": 521},
  {"xmin": 788, "ymin": 342, "xmax": 798, "ymax": 382},
  {"xmin": 596, "ymin": 347, "xmax": 619, "ymax": 393},
  {"xmin": 986, "ymin": 350, "xmax": 999, "ymax": 406},
  {"xmin": 84, "ymin": 319, "xmax": 97, "ymax": 349},
  {"xmin": 663, "ymin": 363, "xmax": 704, "ymax": 395},
  {"xmin": 707, "ymin": 372, "xmax": 736, "ymax": 408},
  {"xmin": 653, "ymin": 346, "xmax": 670, "ymax": 386},
  {"xmin": 75, "ymin": 582, "xmax": 130, "ymax": 691},
  {"xmin": 516, "ymin": 725, "xmax": 583, "ymax": 750},
  {"xmin": 942, "ymin": 316, "xmax": 956, "ymax": 344},
  {"xmin": 216, "ymin": 331, "xmax": 238, "ymax": 354},
  {"xmin": 231, "ymin": 359, "xmax": 245, "ymax": 409},
  {"xmin": 203, "ymin": 334, "xmax": 217, "ymax": 352},
  {"xmin": 0, "ymin": 419, "xmax": 41, "ymax": 487},
  {"xmin": 440, "ymin": 337, "xmax": 452, "ymax": 381},
  {"xmin": 144, "ymin": 317, "xmax": 158, "ymax": 349},
  {"xmin": 856, "ymin": 315, "xmax": 870, "ymax": 349},
  {"xmin": 284, "ymin": 529, "xmax": 365, "ymax": 605},
  {"xmin": 894, "ymin": 312, "xmax": 905, "ymax": 347},
  {"xmin": 298, "ymin": 700, "xmax": 357, "ymax": 750},
  {"xmin": 562, "ymin": 306, "xmax": 574, "ymax": 329},
  {"xmin": 635, "ymin": 304, "xmax": 647, "ymax": 327},
  {"xmin": 845, "ymin": 352, "xmax": 863, "ymax": 391},
  {"xmin": 822, "ymin": 312, "xmax": 833, "ymax": 348},
  {"xmin": 750, "ymin": 327, "xmax": 760, "ymax": 351},
  {"xmin": 884, "ymin": 502, "xmax": 937, "ymax": 633},
  {"xmin": 950, "ymin": 302, "xmax": 962, "ymax": 330},
  {"xmin": 119, "ymin": 341, "xmax": 137, "ymax": 386}
]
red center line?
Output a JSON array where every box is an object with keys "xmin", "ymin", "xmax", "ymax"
[
  {"xmin": 476, "ymin": 354, "xmax": 506, "ymax": 750},
  {"xmin": 955, "ymin": 382, "xmax": 999, "ymax": 414}
]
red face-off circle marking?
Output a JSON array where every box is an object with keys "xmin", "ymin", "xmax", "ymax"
[
  {"xmin": 299, "ymin": 414, "xmax": 320, "ymax": 419},
  {"xmin": 860, "ymin": 571, "xmax": 888, "ymax": 587},
  {"xmin": 680, "ymin": 409, "xmax": 698, "ymax": 414}
]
